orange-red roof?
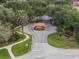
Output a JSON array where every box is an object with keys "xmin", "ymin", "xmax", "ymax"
[{"xmin": 34, "ymin": 22, "xmax": 45, "ymax": 26}]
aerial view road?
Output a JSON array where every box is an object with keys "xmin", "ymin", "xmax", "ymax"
[
  {"xmin": 1, "ymin": 0, "xmax": 79, "ymax": 59},
  {"xmin": 14, "ymin": 23, "xmax": 79, "ymax": 59}
]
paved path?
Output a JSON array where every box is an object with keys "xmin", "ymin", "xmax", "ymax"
[
  {"xmin": 0, "ymin": 30, "xmax": 29, "ymax": 59},
  {"xmin": 14, "ymin": 23, "xmax": 79, "ymax": 59}
]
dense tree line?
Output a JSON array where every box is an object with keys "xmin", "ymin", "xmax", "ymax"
[{"xmin": 0, "ymin": 0, "xmax": 79, "ymax": 42}]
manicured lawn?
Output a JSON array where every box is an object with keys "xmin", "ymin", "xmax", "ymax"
[
  {"xmin": 12, "ymin": 26, "xmax": 32, "ymax": 56},
  {"xmin": 48, "ymin": 33, "xmax": 79, "ymax": 48},
  {"xmin": 12, "ymin": 37, "xmax": 32, "ymax": 56},
  {"xmin": 0, "ymin": 49, "xmax": 10, "ymax": 59}
]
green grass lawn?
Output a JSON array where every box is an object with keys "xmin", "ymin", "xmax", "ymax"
[
  {"xmin": 48, "ymin": 33, "xmax": 79, "ymax": 49},
  {"xmin": 12, "ymin": 37, "xmax": 32, "ymax": 56},
  {"xmin": 0, "ymin": 49, "xmax": 10, "ymax": 59},
  {"xmin": 0, "ymin": 27, "xmax": 32, "ymax": 58}
]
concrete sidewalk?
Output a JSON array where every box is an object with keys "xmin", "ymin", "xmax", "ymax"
[{"xmin": 14, "ymin": 23, "xmax": 79, "ymax": 59}]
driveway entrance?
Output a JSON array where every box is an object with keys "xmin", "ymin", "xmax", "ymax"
[{"xmin": 14, "ymin": 23, "xmax": 79, "ymax": 59}]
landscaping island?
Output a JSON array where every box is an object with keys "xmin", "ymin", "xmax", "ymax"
[
  {"xmin": 48, "ymin": 33, "xmax": 79, "ymax": 49},
  {"xmin": 0, "ymin": 49, "xmax": 10, "ymax": 59},
  {"xmin": 0, "ymin": 27, "xmax": 32, "ymax": 59},
  {"xmin": 12, "ymin": 35, "xmax": 32, "ymax": 56}
]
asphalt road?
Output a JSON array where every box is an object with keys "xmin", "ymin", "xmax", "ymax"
[{"xmin": 14, "ymin": 23, "xmax": 79, "ymax": 59}]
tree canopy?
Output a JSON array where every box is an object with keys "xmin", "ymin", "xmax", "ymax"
[{"xmin": 0, "ymin": 0, "xmax": 79, "ymax": 40}]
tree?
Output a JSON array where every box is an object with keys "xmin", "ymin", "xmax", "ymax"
[
  {"xmin": 67, "ymin": 10, "xmax": 79, "ymax": 41},
  {"xmin": 14, "ymin": 10, "xmax": 29, "ymax": 32},
  {"xmin": 0, "ymin": 20, "xmax": 13, "ymax": 43},
  {"xmin": 16, "ymin": 15, "xmax": 29, "ymax": 32},
  {"xmin": 4, "ymin": 0, "xmax": 49, "ymax": 20},
  {"xmin": 21, "ymin": 0, "xmax": 49, "ymax": 20},
  {"xmin": 28, "ymin": 0, "xmax": 48, "ymax": 16},
  {"xmin": 0, "ymin": 0, "xmax": 6, "ymax": 3},
  {"xmin": 0, "ymin": 5, "xmax": 16, "ymax": 43},
  {"xmin": 49, "ymin": 4, "xmax": 79, "ymax": 40},
  {"xmin": 0, "ymin": 5, "xmax": 15, "ymax": 24},
  {"xmin": 5, "ymin": 0, "xmax": 29, "ymax": 11}
]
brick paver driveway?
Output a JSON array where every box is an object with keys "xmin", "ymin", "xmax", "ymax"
[{"xmin": 14, "ymin": 23, "xmax": 79, "ymax": 59}]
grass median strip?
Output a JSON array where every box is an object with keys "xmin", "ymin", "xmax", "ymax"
[
  {"xmin": 0, "ymin": 49, "xmax": 10, "ymax": 59},
  {"xmin": 12, "ymin": 37, "xmax": 32, "ymax": 56}
]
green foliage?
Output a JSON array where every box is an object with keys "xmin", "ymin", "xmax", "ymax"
[
  {"xmin": 47, "ymin": 3, "xmax": 79, "ymax": 41},
  {"xmin": 14, "ymin": 32, "xmax": 25, "ymax": 40},
  {"xmin": 0, "ymin": 21, "xmax": 13, "ymax": 42},
  {"xmin": 0, "ymin": 0, "xmax": 79, "ymax": 41},
  {"xmin": 0, "ymin": 49, "xmax": 10, "ymax": 59},
  {"xmin": 12, "ymin": 38, "xmax": 32, "ymax": 56},
  {"xmin": 4, "ymin": 0, "xmax": 48, "ymax": 18},
  {"xmin": 54, "ymin": 0, "xmax": 69, "ymax": 5},
  {"xmin": 5, "ymin": 1, "xmax": 29, "ymax": 11},
  {"xmin": 28, "ymin": 0, "xmax": 48, "ymax": 16},
  {"xmin": 0, "ymin": 5, "xmax": 15, "ymax": 24},
  {"xmin": 0, "ymin": 0, "xmax": 6, "ymax": 3},
  {"xmin": 48, "ymin": 33, "xmax": 79, "ymax": 48}
]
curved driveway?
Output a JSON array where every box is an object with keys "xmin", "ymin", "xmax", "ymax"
[{"xmin": 14, "ymin": 23, "xmax": 79, "ymax": 59}]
